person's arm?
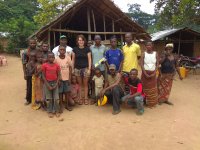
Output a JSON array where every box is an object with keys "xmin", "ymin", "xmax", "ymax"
[
  {"xmin": 22, "ymin": 52, "xmax": 27, "ymax": 80},
  {"xmin": 128, "ymin": 83, "xmax": 142, "ymax": 99},
  {"xmin": 118, "ymin": 50, "xmax": 124, "ymax": 72},
  {"xmin": 150, "ymin": 52, "xmax": 159, "ymax": 77},
  {"xmin": 71, "ymin": 51, "xmax": 75, "ymax": 74},
  {"xmin": 137, "ymin": 45, "xmax": 141, "ymax": 60},
  {"xmin": 87, "ymin": 51, "xmax": 92, "ymax": 74},
  {"xmin": 175, "ymin": 55, "xmax": 183, "ymax": 80},
  {"xmin": 140, "ymin": 52, "xmax": 150, "ymax": 78},
  {"xmin": 103, "ymin": 73, "xmax": 121, "ymax": 92}
]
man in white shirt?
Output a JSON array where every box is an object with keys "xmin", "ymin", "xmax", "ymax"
[{"xmin": 52, "ymin": 35, "xmax": 73, "ymax": 57}]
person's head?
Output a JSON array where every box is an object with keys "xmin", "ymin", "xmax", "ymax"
[
  {"xmin": 76, "ymin": 34, "xmax": 86, "ymax": 47},
  {"xmin": 165, "ymin": 43, "xmax": 174, "ymax": 55},
  {"xmin": 129, "ymin": 69, "xmax": 138, "ymax": 80},
  {"xmin": 125, "ymin": 33, "xmax": 133, "ymax": 44},
  {"xmin": 94, "ymin": 35, "xmax": 101, "ymax": 46},
  {"xmin": 87, "ymin": 40, "xmax": 93, "ymax": 47},
  {"xmin": 58, "ymin": 45, "xmax": 66, "ymax": 56},
  {"xmin": 95, "ymin": 68, "xmax": 102, "ymax": 77},
  {"xmin": 36, "ymin": 52, "xmax": 43, "ymax": 64},
  {"xmin": 28, "ymin": 38, "xmax": 37, "ymax": 50},
  {"xmin": 71, "ymin": 75, "xmax": 77, "ymax": 84},
  {"xmin": 145, "ymin": 41, "xmax": 153, "ymax": 52},
  {"xmin": 59, "ymin": 35, "xmax": 68, "ymax": 46},
  {"xmin": 41, "ymin": 42, "xmax": 49, "ymax": 52},
  {"xmin": 47, "ymin": 52, "xmax": 55, "ymax": 63},
  {"xmin": 29, "ymin": 51, "xmax": 36, "ymax": 61},
  {"xmin": 109, "ymin": 64, "xmax": 116, "ymax": 76},
  {"xmin": 110, "ymin": 36, "xmax": 117, "ymax": 48}
]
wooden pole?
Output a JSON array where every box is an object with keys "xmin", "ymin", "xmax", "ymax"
[
  {"xmin": 92, "ymin": 10, "xmax": 96, "ymax": 32},
  {"xmin": 120, "ymin": 28, "xmax": 123, "ymax": 47},
  {"xmin": 178, "ymin": 32, "xmax": 181, "ymax": 55},
  {"xmin": 48, "ymin": 30, "xmax": 51, "ymax": 50},
  {"xmin": 103, "ymin": 15, "xmax": 106, "ymax": 40},
  {"xmin": 53, "ymin": 31, "xmax": 56, "ymax": 47},
  {"xmin": 112, "ymin": 20, "xmax": 115, "ymax": 32},
  {"xmin": 87, "ymin": 8, "xmax": 91, "ymax": 41}
]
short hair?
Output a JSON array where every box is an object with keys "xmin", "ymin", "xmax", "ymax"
[
  {"xmin": 125, "ymin": 32, "xmax": 133, "ymax": 38},
  {"xmin": 76, "ymin": 34, "xmax": 87, "ymax": 46},
  {"xmin": 145, "ymin": 40, "xmax": 153, "ymax": 46},
  {"xmin": 48, "ymin": 52, "xmax": 54, "ymax": 57},
  {"xmin": 130, "ymin": 68, "xmax": 138, "ymax": 73},
  {"xmin": 59, "ymin": 45, "xmax": 66, "ymax": 49},
  {"xmin": 94, "ymin": 35, "xmax": 101, "ymax": 40},
  {"xmin": 110, "ymin": 35, "xmax": 117, "ymax": 41},
  {"xmin": 41, "ymin": 41, "xmax": 49, "ymax": 46},
  {"xmin": 95, "ymin": 67, "xmax": 101, "ymax": 72}
]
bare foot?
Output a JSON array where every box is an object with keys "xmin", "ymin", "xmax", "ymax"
[
  {"xmin": 55, "ymin": 113, "xmax": 61, "ymax": 118},
  {"xmin": 48, "ymin": 113, "xmax": 54, "ymax": 118}
]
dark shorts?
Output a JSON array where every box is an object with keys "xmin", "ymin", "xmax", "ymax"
[{"xmin": 59, "ymin": 80, "xmax": 71, "ymax": 93}]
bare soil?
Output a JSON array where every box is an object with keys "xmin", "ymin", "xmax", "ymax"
[{"xmin": 0, "ymin": 55, "xmax": 200, "ymax": 150}]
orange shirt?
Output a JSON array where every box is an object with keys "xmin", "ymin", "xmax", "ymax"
[{"xmin": 55, "ymin": 56, "xmax": 72, "ymax": 81}]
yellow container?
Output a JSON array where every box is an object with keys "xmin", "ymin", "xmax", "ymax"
[{"xmin": 179, "ymin": 67, "xmax": 186, "ymax": 78}]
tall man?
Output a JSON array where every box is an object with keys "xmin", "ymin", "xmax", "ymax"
[
  {"xmin": 90, "ymin": 35, "xmax": 107, "ymax": 75},
  {"xmin": 122, "ymin": 33, "xmax": 141, "ymax": 73},
  {"xmin": 52, "ymin": 35, "xmax": 72, "ymax": 57}
]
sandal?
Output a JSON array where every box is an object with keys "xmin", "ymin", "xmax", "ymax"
[{"xmin": 78, "ymin": 99, "xmax": 83, "ymax": 105}]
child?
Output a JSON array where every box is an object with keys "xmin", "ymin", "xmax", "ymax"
[
  {"xmin": 105, "ymin": 36, "xmax": 123, "ymax": 72},
  {"xmin": 33, "ymin": 52, "xmax": 44, "ymax": 109},
  {"xmin": 121, "ymin": 69, "xmax": 145, "ymax": 115},
  {"xmin": 22, "ymin": 39, "xmax": 37, "ymax": 105},
  {"xmin": 92, "ymin": 68, "xmax": 104, "ymax": 104},
  {"xmin": 25, "ymin": 52, "xmax": 37, "ymax": 106},
  {"xmin": 70, "ymin": 75, "xmax": 80, "ymax": 104},
  {"xmin": 42, "ymin": 52, "xmax": 61, "ymax": 118},
  {"xmin": 55, "ymin": 45, "xmax": 73, "ymax": 112}
]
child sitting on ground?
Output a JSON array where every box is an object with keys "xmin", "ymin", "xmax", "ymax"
[
  {"xmin": 92, "ymin": 68, "xmax": 104, "ymax": 104},
  {"xmin": 42, "ymin": 52, "xmax": 61, "ymax": 118},
  {"xmin": 55, "ymin": 45, "xmax": 73, "ymax": 112},
  {"xmin": 69, "ymin": 75, "xmax": 80, "ymax": 104}
]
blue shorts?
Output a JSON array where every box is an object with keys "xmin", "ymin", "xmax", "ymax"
[{"xmin": 59, "ymin": 80, "xmax": 71, "ymax": 93}]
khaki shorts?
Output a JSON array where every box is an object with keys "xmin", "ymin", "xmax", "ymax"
[{"xmin": 74, "ymin": 68, "xmax": 90, "ymax": 78}]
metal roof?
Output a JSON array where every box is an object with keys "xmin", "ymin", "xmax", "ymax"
[{"xmin": 151, "ymin": 28, "xmax": 180, "ymax": 41}]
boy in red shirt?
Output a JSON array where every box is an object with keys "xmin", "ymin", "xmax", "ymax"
[
  {"xmin": 121, "ymin": 69, "xmax": 145, "ymax": 115},
  {"xmin": 42, "ymin": 52, "xmax": 61, "ymax": 118}
]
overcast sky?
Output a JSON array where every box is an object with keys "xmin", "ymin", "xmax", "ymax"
[{"xmin": 113, "ymin": 0, "xmax": 155, "ymax": 14}]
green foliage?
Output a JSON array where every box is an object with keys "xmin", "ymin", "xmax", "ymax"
[
  {"xmin": 34, "ymin": 0, "xmax": 72, "ymax": 27},
  {"xmin": 151, "ymin": 0, "xmax": 200, "ymax": 31},
  {"xmin": 127, "ymin": 3, "xmax": 158, "ymax": 33},
  {"xmin": 0, "ymin": 0, "xmax": 39, "ymax": 53}
]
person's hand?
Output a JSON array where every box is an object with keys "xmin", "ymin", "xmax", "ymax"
[
  {"xmin": 58, "ymin": 81, "xmax": 61, "ymax": 87},
  {"xmin": 144, "ymin": 72, "xmax": 151, "ymax": 79},
  {"xmin": 87, "ymin": 69, "xmax": 91, "ymax": 75},
  {"xmin": 24, "ymin": 74, "xmax": 27, "ymax": 80},
  {"xmin": 48, "ymin": 85, "xmax": 53, "ymax": 90},
  {"xmin": 72, "ymin": 69, "xmax": 75, "ymax": 74}
]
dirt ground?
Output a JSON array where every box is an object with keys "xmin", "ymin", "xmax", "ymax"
[{"xmin": 0, "ymin": 55, "xmax": 200, "ymax": 150}]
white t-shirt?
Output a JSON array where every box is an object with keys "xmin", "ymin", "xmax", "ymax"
[{"xmin": 52, "ymin": 45, "xmax": 73, "ymax": 57}]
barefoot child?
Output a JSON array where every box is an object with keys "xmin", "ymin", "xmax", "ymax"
[
  {"xmin": 92, "ymin": 68, "xmax": 104, "ymax": 104},
  {"xmin": 42, "ymin": 52, "xmax": 61, "ymax": 118},
  {"xmin": 33, "ymin": 52, "xmax": 44, "ymax": 109},
  {"xmin": 55, "ymin": 46, "xmax": 73, "ymax": 112},
  {"xmin": 70, "ymin": 75, "xmax": 80, "ymax": 104}
]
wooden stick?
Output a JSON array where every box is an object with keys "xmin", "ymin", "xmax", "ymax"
[
  {"xmin": 53, "ymin": 31, "xmax": 56, "ymax": 47},
  {"xmin": 87, "ymin": 8, "xmax": 91, "ymax": 41},
  {"xmin": 50, "ymin": 28, "xmax": 148, "ymax": 35},
  {"xmin": 112, "ymin": 20, "xmax": 115, "ymax": 32},
  {"xmin": 92, "ymin": 9, "xmax": 96, "ymax": 32},
  {"xmin": 103, "ymin": 15, "xmax": 106, "ymax": 40}
]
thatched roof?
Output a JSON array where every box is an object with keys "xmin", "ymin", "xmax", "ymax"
[{"xmin": 31, "ymin": 0, "xmax": 150, "ymax": 41}]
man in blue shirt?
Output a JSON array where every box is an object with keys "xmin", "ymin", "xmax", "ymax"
[{"xmin": 105, "ymin": 36, "xmax": 124, "ymax": 72}]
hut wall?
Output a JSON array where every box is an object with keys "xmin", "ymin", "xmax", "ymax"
[
  {"xmin": 194, "ymin": 41, "xmax": 200, "ymax": 57},
  {"xmin": 153, "ymin": 42, "xmax": 165, "ymax": 54}
]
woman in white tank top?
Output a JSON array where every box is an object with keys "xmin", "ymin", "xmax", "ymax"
[{"xmin": 141, "ymin": 41, "xmax": 159, "ymax": 108}]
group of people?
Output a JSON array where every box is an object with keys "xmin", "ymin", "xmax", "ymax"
[{"xmin": 22, "ymin": 33, "xmax": 183, "ymax": 118}]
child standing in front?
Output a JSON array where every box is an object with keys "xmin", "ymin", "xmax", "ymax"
[
  {"xmin": 42, "ymin": 52, "xmax": 60, "ymax": 118},
  {"xmin": 33, "ymin": 52, "xmax": 44, "ymax": 109},
  {"xmin": 92, "ymin": 68, "xmax": 104, "ymax": 104},
  {"xmin": 55, "ymin": 45, "xmax": 73, "ymax": 112}
]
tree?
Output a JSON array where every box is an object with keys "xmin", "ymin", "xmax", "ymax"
[
  {"xmin": 0, "ymin": 0, "xmax": 39, "ymax": 52},
  {"xmin": 34, "ymin": 0, "xmax": 73, "ymax": 27},
  {"xmin": 127, "ymin": 3, "xmax": 158, "ymax": 33},
  {"xmin": 150, "ymin": 0, "xmax": 200, "ymax": 31}
]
